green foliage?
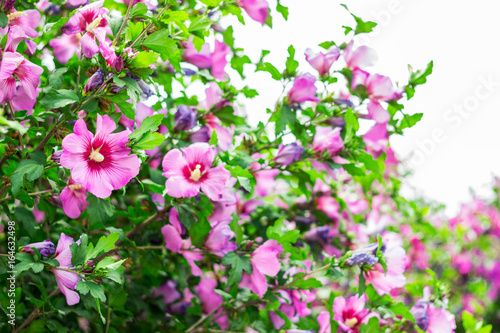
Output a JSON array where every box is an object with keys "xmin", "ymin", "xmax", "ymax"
[{"xmin": 221, "ymin": 252, "xmax": 252, "ymax": 287}]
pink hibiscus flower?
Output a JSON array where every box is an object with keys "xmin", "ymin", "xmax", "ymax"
[
  {"xmin": 343, "ymin": 41, "xmax": 377, "ymax": 70},
  {"xmin": 240, "ymin": 239, "xmax": 283, "ymax": 297},
  {"xmin": 49, "ymin": 33, "xmax": 82, "ymax": 64},
  {"xmin": 162, "ymin": 142, "xmax": 231, "ymax": 200},
  {"xmin": 51, "ymin": 233, "xmax": 81, "ymax": 306},
  {"xmin": 196, "ymin": 277, "xmax": 229, "ymax": 329},
  {"xmin": 239, "ymin": 0, "xmax": 269, "ymax": 25},
  {"xmin": 288, "ymin": 73, "xmax": 320, "ymax": 104},
  {"xmin": 182, "ymin": 40, "xmax": 229, "ymax": 80},
  {"xmin": 60, "ymin": 114, "xmax": 141, "ymax": 199},
  {"xmin": 363, "ymin": 244, "xmax": 406, "ymax": 296},
  {"xmin": 305, "ymin": 46, "xmax": 341, "ymax": 76},
  {"xmin": 61, "ymin": 0, "xmax": 112, "ymax": 58},
  {"xmin": 60, "ymin": 178, "xmax": 89, "ymax": 219},
  {"xmin": 0, "ymin": 51, "xmax": 43, "ymax": 104},
  {"xmin": 410, "ymin": 287, "xmax": 456, "ymax": 333}
]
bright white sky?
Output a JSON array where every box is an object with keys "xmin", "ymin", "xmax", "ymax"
[{"xmin": 220, "ymin": 0, "xmax": 500, "ymax": 214}]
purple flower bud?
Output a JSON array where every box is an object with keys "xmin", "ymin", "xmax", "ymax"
[
  {"xmin": 323, "ymin": 117, "xmax": 346, "ymax": 128},
  {"xmin": 2, "ymin": 0, "xmax": 16, "ymax": 13},
  {"xmin": 51, "ymin": 150, "xmax": 63, "ymax": 163},
  {"xmin": 45, "ymin": 4, "xmax": 61, "ymax": 15},
  {"xmin": 84, "ymin": 69, "xmax": 104, "ymax": 94},
  {"xmin": 67, "ymin": 120, "xmax": 77, "ymax": 126},
  {"xmin": 174, "ymin": 105, "xmax": 198, "ymax": 132},
  {"xmin": 182, "ymin": 68, "xmax": 197, "ymax": 76},
  {"xmin": 333, "ymin": 99, "xmax": 355, "ymax": 108},
  {"xmin": 189, "ymin": 126, "xmax": 210, "ymax": 143},
  {"xmin": 411, "ymin": 301, "xmax": 430, "ymax": 331},
  {"xmin": 113, "ymin": 56, "xmax": 124, "ymax": 72},
  {"xmin": 138, "ymin": 80, "xmax": 154, "ymax": 99},
  {"xmin": 345, "ymin": 253, "xmax": 379, "ymax": 266},
  {"xmin": 21, "ymin": 239, "xmax": 56, "ymax": 257},
  {"xmin": 272, "ymin": 143, "xmax": 304, "ymax": 166}
]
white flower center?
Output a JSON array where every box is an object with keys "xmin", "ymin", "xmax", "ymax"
[
  {"xmin": 89, "ymin": 149, "xmax": 104, "ymax": 162},
  {"xmin": 190, "ymin": 164, "xmax": 202, "ymax": 182},
  {"xmin": 345, "ymin": 318, "xmax": 358, "ymax": 328},
  {"xmin": 86, "ymin": 17, "xmax": 102, "ymax": 32}
]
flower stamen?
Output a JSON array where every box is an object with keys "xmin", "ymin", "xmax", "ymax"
[
  {"xmin": 89, "ymin": 149, "xmax": 104, "ymax": 162},
  {"xmin": 190, "ymin": 164, "xmax": 202, "ymax": 182}
]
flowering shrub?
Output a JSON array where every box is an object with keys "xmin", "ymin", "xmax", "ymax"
[{"xmin": 0, "ymin": 0, "xmax": 497, "ymax": 332}]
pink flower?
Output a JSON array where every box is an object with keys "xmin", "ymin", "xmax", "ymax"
[
  {"xmin": 161, "ymin": 208, "xmax": 204, "ymax": 276},
  {"xmin": 363, "ymin": 123, "xmax": 388, "ymax": 159},
  {"xmin": 316, "ymin": 196, "xmax": 340, "ymax": 220},
  {"xmin": 152, "ymin": 280, "xmax": 181, "ymax": 305},
  {"xmin": 239, "ymin": 0, "xmax": 269, "ymax": 25},
  {"xmin": 240, "ymin": 239, "xmax": 283, "ymax": 297},
  {"xmin": 270, "ymin": 289, "xmax": 315, "ymax": 329},
  {"xmin": 312, "ymin": 126, "xmax": 344, "ymax": 158},
  {"xmin": 305, "ymin": 46, "xmax": 340, "ymax": 76},
  {"xmin": 2, "ymin": 10, "xmax": 41, "ymax": 39},
  {"xmin": 60, "ymin": 178, "xmax": 89, "ymax": 219},
  {"xmin": 343, "ymin": 41, "xmax": 377, "ymax": 70},
  {"xmin": 204, "ymin": 220, "xmax": 237, "ymax": 257},
  {"xmin": 0, "ymin": 51, "xmax": 43, "ymax": 104},
  {"xmin": 60, "ymin": 114, "xmax": 141, "ymax": 199},
  {"xmin": 182, "ymin": 40, "xmax": 229, "ymax": 80},
  {"xmin": 410, "ymin": 287, "xmax": 456, "ymax": 333},
  {"xmin": 288, "ymin": 73, "xmax": 320, "ymax": 104},
  {"xmin": 204, "ymin": 114, "xmax": 234, "ymax": 151},
  {"xmin": 332, "ymin": 294, "xmax": 378, "ymax": 332},
  {"xmin": 21, "ymin": 239, "xmax": 55, "ymax": 257},
  {"xmin": 61, "ymin": 0, "xmax": 111, "ymax": 58},
  {"xmin": 49, "ymin": 33, "xmax": 82, "ymax": 63},
  {"xmin": 364, "ymin": 244, "xmax": 406, "ymax": 296},
  {"xmin": 162, "ymin": 143, "xmax": 231, "ymax": 200},
  {"xmin": 317, "ymin": 311, "xmax": 331, "ymax": 333},
  {"xmin": 10, "ymin": 84, "xmax": 39, "ymax": 113},
  {"xmin": 196, "ymin": 277, "xmax": 229, "ymax": 329},
  {"xmin": 273, "ymin": 143, "xmax": 304, "ymax": 166},
  {"xmin": 51, "ymin": 233, "xmax": 81, "ymax": 306}
]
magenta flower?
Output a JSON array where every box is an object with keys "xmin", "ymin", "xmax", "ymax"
[
  {"xmin": 182, "ymin": 40, "xmax": 229, "ymax": 80},
  {"xmin": 363, "ymin": 244, "xmax": 406, "ymax": 296},
  {"xmin": 305, "ymin": 46, "xmax": 340, "ymax": 76},
  {"xmin": 51, "ymin": 233, "xmax": 81, "ymax": 306},
  {"xmin": 1, "ymin": 9, "xmax": 41, "ymax": 39},
  {"xmin": 333, "ymin": 294, "xmax": 378, "ymax": 332},
  {"xmin": 161, "ymin": 208, "xmax": 204, "ymax": 276},
  {"xmin": 363, "ymin": 123, "xmax": 388, "ymax": 159},
  {"xmin": 240, "ymin": 239, "xmax": 283, "ymax": 297},
  {"xmin": 60, "ymin": 114, "xmax": 141, "ymax": 199},
  {"xmin": 204, "ymin": 220, "xmax": 236, "ymax": 257},
  {"xmin": 410, "ymin": 287, "xmax": 456, "ymax": 333},
  {"xmin": 162, "ymin": 142, "xmax": 231, "ymax": 200},
  {"xmin": 49, "ymin": 33, "xmax": 81, "ymax": 64},
  {"xmin": 196, "ymin": 277, "xmax": 229, "ymax": 329},
  {"xmin": 343, "ymin": 41, "xmax": 377, "ymax": 70},
  {"xmin": 152, "ymin": 280, "xmax": 181, "ymax": 306},
  {"xmin": 61, "ymin": 0, "xmax": 111, "ymax": 58},
  {"xmin": 21, "ymin": 239, "xmax": 56, "ymax": 257},
  {"xmin": 0, "ymin": 51, "xmax": 43, "ymax": 104},
  {"xmin": 273, "ymin": 143, "xmax": 304, "ymax": 166},
  {"xmin": 312, "ymin": 126, "xmax": 344, "ymax": 158},
  {"xmin": 239, "ymin": 0, "xmax": 269, "ymax": 25},
  {"xmin": 288, "ymin": 73, "xmax": 320, "ymax": 104},
  {"xmin": 60, "ymin": 178, "xmax": 89, "ymax": 219}
]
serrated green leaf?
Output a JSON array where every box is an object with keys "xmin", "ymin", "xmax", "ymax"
[
  {"xmin": 40, "ymin": 89, "xmax": 80, "ymax": 108},
  {"xmin": 221, "ymin": 252, "xmax": 252, "ymax": 287},
  {"xmin": 134, "ymin": 132, "xmax": 165, "ymax": 150}
]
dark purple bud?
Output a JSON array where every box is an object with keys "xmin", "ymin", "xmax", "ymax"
[
  {"xmin": 21, "ymin": 239, "xmax": 56, "ymax": 257},
  {"xmin": 333, "ymin": 99, "xmax": 355, "ymax": 108},
  {"xmin": 170, "ymin": 301, "xmax": 190, "ymax": 315},
  {"xmin": 182, "ymin": 68, "xmax": 197, "ymax": 76},
  {"xmin": 304, "ymin": 226, "xmax": 331, "ymax": 243},
  {"xmin": 189, "ymin": 126, "xmax": 210, "ymax": 143},
  {"xmin": 2, "ymin": 0, "xmax": 16, "ymax": 13},
  {"xmin": 67, "ymin": 120, "xmax": 77, "ymax": 126},
  {"xmin": 45, "ymin": 4, "xmax": 61, "ymax": 15},
  {"xmin": 138, "ymin": 80, "xmax": 154, "ymax": 99},
  {"xmin": 293, "ymin": 216, "xmax": 315, "ymax": 225},
  {"xmin": 51, "ymin": 150, "xmax": 63, "ymax": 163},
  {"xmin": 272, "ymin": 143, "xmax": 304, "ymax": 166},
  {"xmin": 94, "ymin": 278, "xmax": 103, "ymax": 284},
  {"xmin": 345, "ymin": 253, "xmax": 379, "ymax": 266},
  {"xmin": 411, "ymin": 301, "xmax": 430, "ymax": 331},
  {"xmin": 323, "ymin": 117, "xmax": 346, "ymax": 128},
  {"xmin": 84, "ymin": 69, "xmax": 104, "ymax": 94},
  {"xmin": 113, "ymin": 56, "xmax": 124, "ymax": 72},
  {"xmin": 174, "ymin": 105, "xmax": 198, "ymax": 131}
]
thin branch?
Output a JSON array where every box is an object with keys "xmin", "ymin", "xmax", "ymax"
[
  {"xmin": 0, "ymin": 189, "xmax": 53, "ymax": 203},
  {"xmin": 130, "ymin": 5, "xmax": 170, "ymax": 47},
  {"xmin": 14, "ymin": 289, "xmax": 60, "ymax": 333},
  {"xmin": 113, "ymin": 0, "xmax": 135, "ymax": 46}
]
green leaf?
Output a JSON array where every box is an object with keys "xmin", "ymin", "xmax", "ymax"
[
  {"xmin": 221, "ymin": 252, "xmax": 252, "ymax": 287},
  {"xmin": 175, "ymin": 204, "xmax": 197, "ymax": 229},
  {"xmin": 319, "ymin": 41, "xmax": 336, "ymax": 50},
  {"xmin": 290, "ymin": 277, "xmax": 322, "ymax": 289},
  {"xmin": 14, "ymin": 207, "xmax": 36, "ymax": 237},
  {"xmin": 237, "ymin": 176, "xmax": 252, "ymax": 193},
  {"xmin": 256, "ymin": 62, "xmax": 282, "ymax": 80},
  {"xmin": 189, "ymin": 216, "xmax": 212, "ymax": 248},
  {"xmin": 389, "ymin": 302, "xmax": 414, "ymax": 321},
  {"xmin": 358, "ymin": 271, "xmax": 366, "ymax": 296},
  {"xmin": 343, "ymin": 164, "xmax": 365, "ymax": 177},
  {"xmin": 11, "ymin": 152, "xmax": 46, "ymax": 195},
  {"xmin": 399, "ymin": 113, "xmax": 423, "ymax": 130},
  {"xmin": 359, "ymin": 317, "xmax": 379, "ymax": 333},
  {"xmin": 130, "ymin": 2, "xmax": 148, "ymax": 16},
  {"xmin": 209, "ymin": 129, "xmax": 218, "ymax": 146},
  {"xmin": 105, "ymin": 90, "xmax": 135, "ymax": 120},
  {"xmin": 276, "ymin": 2, "xmax": 289, "ymax": 20},
  {"xmin": 223, "ymin": 25, "xmax": 234, "ymax": 48},
  {"xmin": 0, "ymin": 13, "xmax": 8, "ymax": 28},
  {"xmin": 86, "ymin": 233, "xmax": 120, "ymax": 261},
  {"xmin": 161, "ymin": 10, "xmax": 189, "ymax": 24},
  {"xmin": 231, "ymin": 55, "xmax": 251, "ymax": 78},
  {"xmin": 48, "ymin": 68, "xmax": 69, "ymax": 89},
  {"xmin": 199, "ymin": 0, "xmax": 221, "ymax": 6},
  {"xmin": 40, "ymin": 89, "xmax": 80, "ymax": 108},
  {"xmin": 341, "ymin": 4, "xmax": 377, "ymax": 35},
  {"xmin": 130, "ymin": 51, "xmax": 159, "ymax": 68},
  {"xmin": 76, "ymin": 280, "xmax": 90, "ymax": 295},
  {"xmin": 113, "ymin": 76, "xmax": 142, "ymax": 103},
  {"xmin": 285, "ymin": 45, "xmax": 299, "ymax": 75},
  {"xmin": 229, "ymin": 214, "xmax": 243, "ymax": 244},
  {"xmin": 357, "ymin": 151, "xmax": 382, "ymax": 175},
  {"xmin": 142, "ymin": 30, "xmax": 181, "ymax": 71},
  {"xmin": 87, "ymin": 281, "xmax": 106, "ymax": 302},
  {"xmin": 409, "ymin": 61, "xmax": 434, "ymax": 86},
  {"xmin": 126, "ymin": 21, "xmax": 143, "ymax": 41},
  {"xmin": 129, "ymin": 114, "xmax": 165, "ymax": 141},
  {"xmin": 189, "ymin": 15, "xmax": 212, "ymax": 35},
  {"xmin": 134, "ymin": 132, "xmax": 165, "ymax": 150},
  {"xmin": 273, "ymin": 104, "xmax": 295, "ymax": 136},
  {"xmin": 70, "ymin": 234, "xmax": 88, "ymax": 267},
  {"xmin": 87, "ymin": 194, "xmax": 115, "ymax": 226}
]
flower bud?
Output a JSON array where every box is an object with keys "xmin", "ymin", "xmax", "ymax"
[
  {"xmin": 2, "ymin": 0, "xmax": 16, "ymax": 13},
  {"xmin": 21, "ymin": 239, "xmax": 56, "ymax": 257},
  {"xmin": 113, "ymin": 56, "xmax": 124, "ymax": 72},
  {"xmin": 83, "ymin": 68, "xmax": 104, "ymax": 94},
  {"xmin": 189, "ymin": 126, "xmax": 210, "ymax": 143},
  {"xmin": 77, "ymin": 110, "xmax": 87, "ymax": 119},
  {"xmin": 174, "ymin": 105, "xmax": 198, "ymax": 132},
  {"xmin": 272, "ymin": 143, "xmax": 304, "ymax": 166},
  {"xmin": 51, "ymin": 150, "xmax": 63, "ymax": 163}
]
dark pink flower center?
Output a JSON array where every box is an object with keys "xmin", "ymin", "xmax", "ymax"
[{"xmin": 182, "ymin": 162, "xmax": 208, "ymax": 183}]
